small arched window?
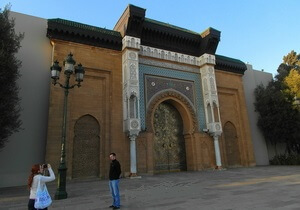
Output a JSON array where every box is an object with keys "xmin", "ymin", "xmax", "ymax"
[
  {"xmin": 207, "ymin": 103, "xmax": 213, "ymax": 123},
  {"xmin": 129, "ymin": 94, "xmax": 138, "ymax": 118},
  {"xmin": 213, "ymin": 101, "xmax": 219, "ymax": 122}
]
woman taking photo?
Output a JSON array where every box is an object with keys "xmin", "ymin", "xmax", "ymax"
[{"xmin": 27, "ymin": 164, "xmax": 55, "ymax": 210}]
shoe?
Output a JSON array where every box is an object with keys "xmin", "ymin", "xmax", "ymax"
[
  {"xmin": 109, "ymin": 205, "xmax": 115, "ymax": 208},
  {"xmin": 113, "ymin": 207, "xmax": 120, "ymax": 209}
]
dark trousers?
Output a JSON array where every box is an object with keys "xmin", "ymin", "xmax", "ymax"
[{"xmin": 28, "ymin": 199, "xmax": 48, "ymax": 210}]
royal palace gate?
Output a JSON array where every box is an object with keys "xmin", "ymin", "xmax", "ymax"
[{"xmin": 45, "ymin": 5, "xmax": 255, "ymax": 179}]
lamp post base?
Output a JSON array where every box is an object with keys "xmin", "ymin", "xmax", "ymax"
[
  {"xmin": 54, "ymin": 166, "xmax": 68, "ymax": 200},
  {"xmin": 54, "ymin": 190, "xmax": 68, "ymax": 200}
]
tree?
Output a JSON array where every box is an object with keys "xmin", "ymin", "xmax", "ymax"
[
  {"xmin": 254, "ymin": 51, "xmax": 300, "ymax": 154},
  {"xmin": 0, "ymin": 5, "xmax": 24, "ymax": 150},
  {"xmin": 254, "ymin": 82, "xmax": 299, "ymax": 154},
  {"xmin": 283, "ymin": 50, "xmax": 300, "ymax": 69},
  {"xmin": 275, "ymin": 51, "xmax": 299, "ymax": 83},
  {"xmin": 285, "ymin": 69, "xmax": 300, "ymax": 98},
  {"xmin": 283, "ymin": 51, "xmax": 300, "ymax": 99}
]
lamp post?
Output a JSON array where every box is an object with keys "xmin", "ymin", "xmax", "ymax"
[
  {"xmin": 294, "ymin": 97, "xmax": 300, "ymax": 108},
  {"xmin": 50, "ymin": 53, "xmax": 85, "ymax": 200}
]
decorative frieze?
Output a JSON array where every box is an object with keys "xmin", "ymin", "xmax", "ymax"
[
  {"xmin": 139, "ymin": 57, "xmax": 199, "ymax": 74},
  {"xmin": 199, "ymin": 53, "xmax": 216, "ymax": 66},
  {"xmin": 122, "ymin": 36, "xmax": 140, "ymax": 50},
  {"xmin": 140, "ymin": 45, "xmax": 201, "ymax": 66},
  {"xmin": 137, "ymin": 45, "xmax": 217, "ymax": 70}
]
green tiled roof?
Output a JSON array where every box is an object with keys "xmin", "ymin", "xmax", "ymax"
[
  {"xmin": 48, "ymin": 18, "xmax": 121, "ymax": 37},
  {"xmin": 145, "ymin": 18, "xmax": 200, "ymax": 35},
  {"xmin": 47, "ymin": 18, "xmax": 122, "ymax": 50},
  {"xmin": 216, "ymin": 54, "xmax": 245, "ymax": 65},
  {"xmin": 215, "ymin": 54, "xmax": 247, "ymax": 74}
]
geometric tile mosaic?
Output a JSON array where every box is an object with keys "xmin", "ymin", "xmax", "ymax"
[
  {"xmin": 139, "ymin": 64, "xmax": 206, "ymax": 131},
  {"xmin": 145, "ymin": 75, "xmax": 196, "ymax": 106}
]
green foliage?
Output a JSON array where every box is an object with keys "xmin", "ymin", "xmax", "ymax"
[
  {"xmin": 282, "ymin": 51, "xmax": 300, "ymax": 100},
  {"xmin": 276, "ymin": 51, "xmax": 300, "ymax": 99},
  {"xmin": 0, "ymin": 5, "xmax": 24, "ymax": 150},
  {"xmin": 283, "ymin": 50, "xmax": 300, "ymax": 69},
  {"xmin": 275, "ymin": 63, "xmax": 290, "ymax": 83},
  {"xmin": 270, "ymin": 154, "xmax": 300, "ymax": 165},
  {"xmin": 276, "ymin": 51, "xmax": 300, "ymax": 83},
  {"xmin": 285, "ymin": 69, "xmax": 300, "ymax": 98},
  {"xmin": 254, "ymin": 51, "xmax": 300, "ymax": 155}
]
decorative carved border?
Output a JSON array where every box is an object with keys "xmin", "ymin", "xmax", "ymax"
[
  {"xmin": 139, "ymin": 57, "xmax": 199, "ymax": 74},
  {"xmin": 139, "ymin": 46, "xmax": 216, "ymax": 68},
  {"xmin": 145, "ymin": 90, "xmax": 199, "ymax": 133},
  {"xmin": 140, "ymin": 45, "xmax": 201, "ymax": 66},
  {"xmin": 122, "ymin": 36, "xmax": 140, "ymax": 50}
]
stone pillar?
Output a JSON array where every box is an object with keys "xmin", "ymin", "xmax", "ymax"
[
  {"xmin": 129, "ymin": 135, "xmax": 137, "ymax": 176},
  {"xmin": 199, "ymin": 53, "xmax": 223, "ymax": 169},
  {"xmin": 213, "ymin": 135, "xmax": 222, "ymax": 168},
  {"xmin": 122, "ymin": 35, "xmax": 141, "ymax": 176}
]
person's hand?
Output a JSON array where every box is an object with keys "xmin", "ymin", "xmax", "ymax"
[{"xmin": 47, "ymin": 164, "xmax": 51, "ymax": 169}]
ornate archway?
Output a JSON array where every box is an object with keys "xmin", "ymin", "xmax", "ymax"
[
  {"xmin": 72, "ymin": 115, "xmax": 100, "ymax": 178},
  {"xmin": 146, "ymin": 89, "xmax": 198, "ymax": 134},
  {"xmin": 145, "ymin": 90, "xmax": 199, "ymax": 172}
]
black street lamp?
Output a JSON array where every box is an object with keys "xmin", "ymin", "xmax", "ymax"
[
  {"xmin": 294, "ymin": 97, "xmax": 300, "ymax": 108},
  {"xmin": 50, "ymin": 53, "xmax": 85, "ymax": 200}
]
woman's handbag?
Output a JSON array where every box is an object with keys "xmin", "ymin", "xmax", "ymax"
[{"xmin": 34, "ymin": 177, "xmax": 52, "ymax": 209}]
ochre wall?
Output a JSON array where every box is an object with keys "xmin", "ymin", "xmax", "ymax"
[
  {"xmin": 215, "ymin": 69, "xmax": 256, "ymax": 167},
  {"xmin": 45, "ymin": 40, "xmax": 127, "ymax": 179}
]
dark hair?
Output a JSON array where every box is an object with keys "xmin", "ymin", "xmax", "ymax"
[
  {"xmin": 27, "ymin": 164, "xmax": 40, "ymax": 189},
  {"xmin": 110, "ymin": 153, "xmax": 116, "ymax": 156}
]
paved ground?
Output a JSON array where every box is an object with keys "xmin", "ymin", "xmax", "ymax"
[{"xmin": 1, "ymin": 166, "xmax": 300, "ymax": 210}]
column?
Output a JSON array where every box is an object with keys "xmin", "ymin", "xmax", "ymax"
[
  {"xmin": 122, "ymin": 35, "xmax": 141, "ymax": 176},
  {"xmin": 130, "ymin": 135, "xmax": 137, "ymax": 176},
  {"xmin": 199, "ymin": 53, "xmax": 223, "ymax": 169},
  {"xmin": 213, "ymin": 135, "xmax": 222, "ymax": 168}
]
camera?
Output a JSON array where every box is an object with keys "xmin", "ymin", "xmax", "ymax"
[{"xmin": 43, "ymin": 164, "xmax": 48, "ymax": 169}]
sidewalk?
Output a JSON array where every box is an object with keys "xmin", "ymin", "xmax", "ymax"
[{"xmin": 1, "ymin": 166, "xmax": 300, "ymax": 210}]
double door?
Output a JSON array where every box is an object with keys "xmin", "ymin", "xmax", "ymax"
[{"xmin": 153, "ymin": 102, "xmax": 186, "ymax": 172}]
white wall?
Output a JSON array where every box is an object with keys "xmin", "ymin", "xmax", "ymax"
[
  {"xmin": 242, "ymin": 64, "xmax": 273, "ymax": 165},
  {"xmin": 0, "ymin": 12, "xmax": 52, "ymax": 188}
]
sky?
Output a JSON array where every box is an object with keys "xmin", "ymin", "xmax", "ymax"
[{"xmin": 1, "ymin": 0, "xmax": 300, "ymax": 77}]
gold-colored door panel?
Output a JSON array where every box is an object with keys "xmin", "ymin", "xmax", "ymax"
[
  {"xmin": 73, "ymin": 115, "xmax": 100, "ymax": 178},
  {"xmin": 224, "ymin": 122, "xmax": 241, "ymax": 167},
  {"xmin": 154, "ymin": 102, "xmax": 186, "ymax": 172}
]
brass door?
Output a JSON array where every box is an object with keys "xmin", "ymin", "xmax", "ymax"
[
  {"xmin": 73, "ymin": 115, "xmax": 100, "ymax": 178},
  {"xmin": 224, "ymin": 122, "xmax": 241, "ymax": 167},
  {"xmin": 153, "ymin": 102, "xmax": 186, "ymax": 172}
]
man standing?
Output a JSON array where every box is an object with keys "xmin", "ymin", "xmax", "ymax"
[{"xmin": 109, "ymin": 153, "xmax": 121, "ymax": 209}]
